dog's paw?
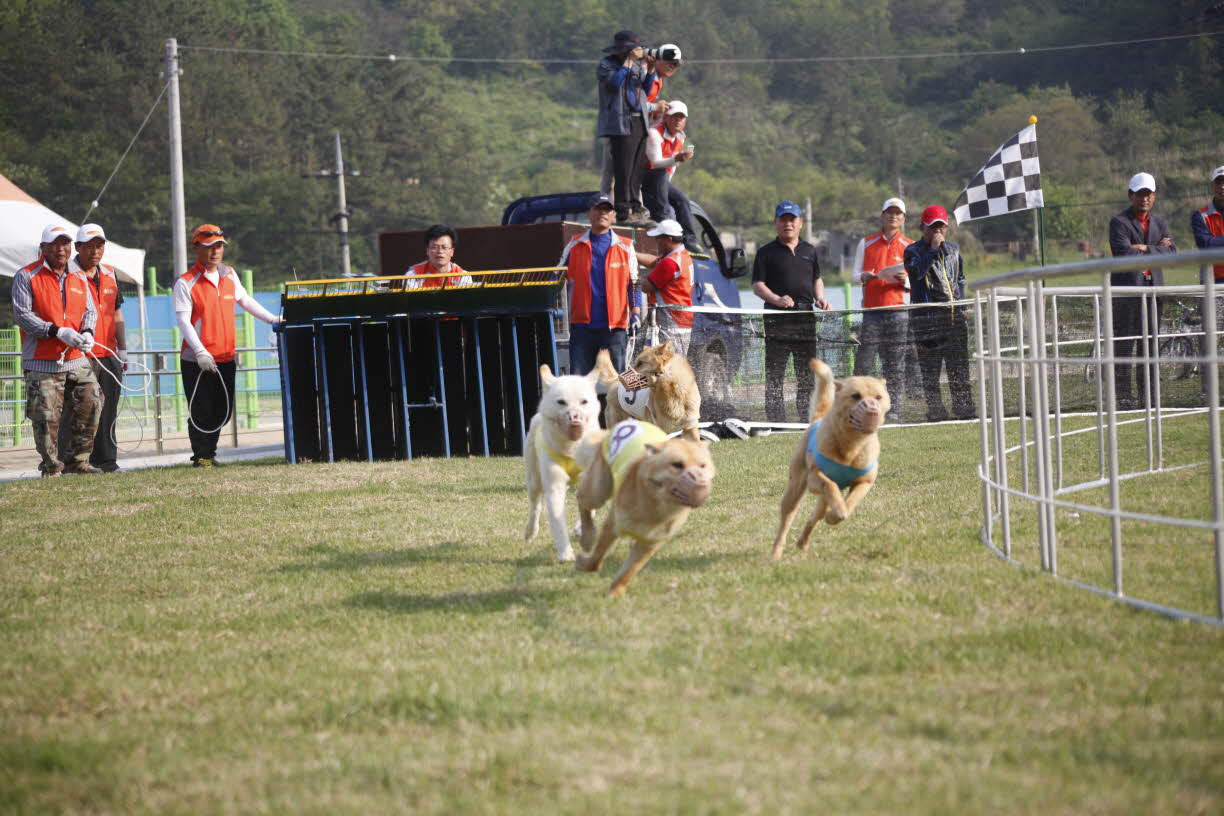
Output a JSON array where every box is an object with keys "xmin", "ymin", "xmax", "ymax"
[
  {"xmin": 556, "ymin": 546, "xmax": 576, "ymax": 564},
  {"xmin": 608, "ymin": 584, "xmax": 627, "ymax": 598},
  {"xmin": 825, "ymin": 507, "xmax": 847, "ymax": 525}
]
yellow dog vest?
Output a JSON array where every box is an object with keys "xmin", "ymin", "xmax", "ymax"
[{"xmin": 603, "ymin": 419, "xmax": 669, "ymax": 492}]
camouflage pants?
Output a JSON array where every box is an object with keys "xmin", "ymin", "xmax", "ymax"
[{"xmin": 25, "ymin": 368, "xmax": 102, "ymax": 474}]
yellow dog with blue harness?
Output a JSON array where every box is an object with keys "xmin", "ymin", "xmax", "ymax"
[{"xmin": 770, "ymin": 359, "xmax": 890, "ymax": 561}]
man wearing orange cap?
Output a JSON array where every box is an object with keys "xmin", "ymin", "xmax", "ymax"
[
  {"xmin": 10, "ymin": 224, "xmax": 102, "ymax": 476},
  {"xmin": 56, "ymin": 223, "xmax": 127, "ymax": 472},
  {"xmin": 173, "ymin": 225, "xmax": 282, "ymax": 467},
  {"xmin": 903, "ymin": 205, "xmax": 975, "ymax": 422}
]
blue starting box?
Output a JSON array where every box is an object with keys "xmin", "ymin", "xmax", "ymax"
[{"xmin": 276, "ymin": 222, "xmax": 581, "ymax": 462}]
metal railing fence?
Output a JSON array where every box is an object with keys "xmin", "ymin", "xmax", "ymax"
[{"xmin": 971, "ymin": 248, "xmax": 1224, "ymax": 626}]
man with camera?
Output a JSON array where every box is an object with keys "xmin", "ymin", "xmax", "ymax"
[
  {"xmin": 601, "ymin": 43, "xmax": 682, "ymax": 212},
  {"xmin": 597, "ymin": 30, "xmax": 655, "ymax": 226}
]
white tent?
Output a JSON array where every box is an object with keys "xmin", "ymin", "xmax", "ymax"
[{"xmin": 0, "ymin": 172, "xmax": 147, "ymax": 342}]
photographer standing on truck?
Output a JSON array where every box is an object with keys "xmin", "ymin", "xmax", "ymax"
[
  {"xmin": 752, "ymin": 201, "xmax": 829, "ymax": 423},
  {"xmin": 597, "ymin": 30, "xmax": 655, "ymax": 226}
]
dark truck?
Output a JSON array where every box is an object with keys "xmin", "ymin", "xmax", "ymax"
[{"xmin": 501, "ymin": 192, "xmax": 748, "ymax": 419}]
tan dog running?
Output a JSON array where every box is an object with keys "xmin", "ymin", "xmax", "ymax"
[
  {"xmin": 574, "ymin": 419, "xmax": 715, "ymax": 596},
  {"xmin": 769, "ymin": 359, "xmax": 889, "ymax": 561},
  {"xmin": 523, "ymin": 353, "xmax": 609, "ymax": 562},
  {"xmin": 597, "ymin": 340, "xmax": 701, "ymax": 441}
]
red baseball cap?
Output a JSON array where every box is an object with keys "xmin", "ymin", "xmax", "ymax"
[{"xmin": 921, "ymin": 205, "xmax": 949, "ymax": 226}]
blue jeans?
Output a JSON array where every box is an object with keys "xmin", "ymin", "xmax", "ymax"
[{"xmin": 569, "ymin": 325, "xmax": 628, "ymax": 375}]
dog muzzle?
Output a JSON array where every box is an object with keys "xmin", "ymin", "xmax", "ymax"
[
  {"xmin": 618, "ymin": 367, "xmax": 650, "ymax": 391},
  {"xmin": 848, "ymin": 398, "xmax": 884, "ymax": 433},
  {"xmin": 554, "ymin": 411, "xmax": 589, "ymax": 441},
  {"xmin": 668, "ymin": 469, "xmax": 712, "ymax": 508}
]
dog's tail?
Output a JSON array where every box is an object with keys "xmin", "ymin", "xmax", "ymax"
[
  {"xmin": 808, "ymin": 359, "xmax": 835, "ymax": 423},
  {"xmin": 593, "ymin": 349, "xmax": 620, "ymax": 389}
]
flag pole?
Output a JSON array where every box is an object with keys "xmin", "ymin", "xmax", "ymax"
[{"xmin": 1029, "ymin": 115, "xmax": 1045, "ymax": 266}]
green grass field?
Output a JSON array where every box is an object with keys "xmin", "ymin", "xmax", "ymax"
[{"xmin": 2, "ymin": 423, "xmax": 1222, "ymax": 814}]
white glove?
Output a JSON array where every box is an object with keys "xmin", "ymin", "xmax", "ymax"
[
  {"xmin": 79, "ymin": 332, "xmax": 95, "ymax": 353},
  {"xmin": 116, "ymin": 349, "xmax": 129, "ymax": 371},
  {"xmin": 55, "ymin": 326, "xmax": 88, "ymax": 349},
  {"xmin": 195, "ymin": 350, "xmax": 218, "ymax": 374}
]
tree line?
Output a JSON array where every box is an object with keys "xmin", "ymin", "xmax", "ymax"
[{"xmin": 1, "ymin": 0, "xmax": 1221, "ymax": 300}]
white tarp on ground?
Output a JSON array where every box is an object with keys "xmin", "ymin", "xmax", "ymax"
[{"xmin": 0, "ymin": 173, "xmax": 146, "ymax": 285}]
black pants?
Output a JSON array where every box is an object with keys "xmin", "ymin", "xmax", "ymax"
[
  {"xmin": 569, "ymin": 325, "xmax": 628, "ymax": 376},
  {"xmin": 854, "ymin": 310, "xmax": 908, "ymax": 408},
  {"xmin": 182, "ymin": 358, "xmax": 237, "ymax": 461},
  {"xmin": 641, "ymin": 170, "xmax": 699, "ymax": 245},
  {"xmin": 608, "ymin": 114, "xmax": 647, "ymax": 220},
  {"xmin": 764, "ymin": 316, "xmax": 817, "ymax": 423},
  {"xmin": 913, "ymin": 310, "xmax": 974, "ymax": 420},
  {"xmin": 1112, "ymin": 291, "xmax": 1160, "ymax": 405}
]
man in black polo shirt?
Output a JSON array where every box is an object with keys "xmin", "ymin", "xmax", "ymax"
[{"xmin": 752, "ymin": 200, "xmax": 829, "ymax": 422}]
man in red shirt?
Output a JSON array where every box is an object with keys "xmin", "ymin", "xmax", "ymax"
[
  {"xmin": 57, "ymin": 223, "xmax": 127, "ymax": 472},
  {"xmin": 639, "ymin": 219, "xmax": 694, "ymax": 355},
  {"xmin": 851, "ymin": 197, "xmax": 912, "ymax": 417},
  {"xmin": 397, "ymin": 224, "xmax": 473, "ymax": 290},
  {"xmin": 10, "ymin": 224, "xmax": 102, "ymax": 476},
  {"xmin": 174, "ymin": 224, "xmax": 282, "ymax": 467}
]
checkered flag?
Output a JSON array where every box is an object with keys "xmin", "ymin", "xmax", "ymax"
[{"xmin": 952, "ymin": 123, "xmax": 1043, "ymax": 224}]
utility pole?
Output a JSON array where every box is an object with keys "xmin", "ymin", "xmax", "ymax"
[
  {"xmin": 164, "ymin": 38, "xmax": 187, "ymax": 281},
  {"xmin": 805, "ymin": 197, "xmax": 813, "ymax": 244},
  {"xmin": 304, "ymin": 131, "xmax": 361, "ymax": 277}
]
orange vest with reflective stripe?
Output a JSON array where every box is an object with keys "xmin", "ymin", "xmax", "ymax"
[
  {"xmin": 564, "ymin": 232, "xmax": 635, "ymax": 329},
  {"xmin": 1199, "ymin": 205, "xmax": 1224, "ymax": 281},
  {"xmin": 20, "ymin": 260, "xmax": 91, "ymax": 363},
  {"xmin": 408, "ymin": 260, "xmax": 468, "ymax": 288},
  {"xmin": 180, "ymin": 264, "xmax": 238, "ymax": 362},
  {"xmin": 85, "ymin": 264, "xmax": 121, "ymax": 357},
  {"xmin": 648, "ymin": 247, "xmax": 694, "ymax": 329},
  {"xmin": 860, "ymin": 232, "xmax": 913, "ymax": 308},
  {"xmin": 645, "ymin": 122, "xmax": 683, "ymax": 176}
]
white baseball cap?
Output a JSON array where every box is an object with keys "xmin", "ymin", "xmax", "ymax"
[
  {"xmin": 1212, "ymin": 165, "xmax": 1224, "ymax": 181},
  {"xmin": 1128, "ymin": 172, "xmax": 1156, "ymax": 192},
  {"xmin": 646, "ymin": 219, "xmax": 684, "ymax": 238},
  {"xmin": 657, "ymin": 43, "xmax": 682, "ymax": 62},
  {"xmin": 40, "ymin": 224, "xmax": 73, "ymax": 244},
  {"xmin": 666, "ymin": 100, "xmax": 688, "ymax": 117},
  {"xmin": 76, "ymin": 223, "xmax": 107, "ymax": 243},
  {"xmin": 881, "ymin": 197, "xmax": 906, "ymax": 214}
]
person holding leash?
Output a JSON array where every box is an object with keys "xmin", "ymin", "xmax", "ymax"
[{"xmin": 174, "ymin": 224, "xmax": 282, "ymax": 467}]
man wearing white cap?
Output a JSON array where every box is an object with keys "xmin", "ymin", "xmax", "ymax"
[
  {"xmin": 1191, "ymin": 165, "xmax": 1224, "ymax": 282},
  {"xmin": 639, "ymin": 219, "xmax": 693, "ymax": 355},
  {"xmin": 851, "ymin": 197, "xmax": 913, "ymax": 417},
  {"xmin": 642, "ymin": 100, "xmax": 700, "ymax": 252},
  {"xmin": 10, "ymin": 224, "xmax": 102, "ymax": 476},
  {"xmin": 1109, "ymin": 172, "xmax": 1177, "ymax": 409},
  {"xmin": 55, "ymin": 224, "xmax": 127, "ymax": 472},
  {"xmin": 174, "ymin": 224, "xmax": 282, "ymax": 467}
]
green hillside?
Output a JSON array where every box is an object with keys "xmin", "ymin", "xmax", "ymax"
[{"xmin": 1, "ymin": 0, "xmax": 1221, "ymax": 289}]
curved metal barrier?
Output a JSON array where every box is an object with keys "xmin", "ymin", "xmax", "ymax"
[{"xmin": 970, "ymin": 248, "xmax": 1224, "ymax": 626}]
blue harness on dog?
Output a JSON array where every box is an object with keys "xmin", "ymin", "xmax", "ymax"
[{"xmin": 806, "ymin": 421, "xmax": 877, "ymax": 489}]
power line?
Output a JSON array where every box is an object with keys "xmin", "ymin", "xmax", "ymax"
[
  {"xmin": 178, "ymin": 29, "xmax": 1224, "ymax": 65},
  {"xmin": 80, "ymin": 79, "xmax": 172, "ymax": 224}
]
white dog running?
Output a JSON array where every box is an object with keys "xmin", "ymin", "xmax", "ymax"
[{"xmin": 523, "ymin": 356, "xmax": 605, "ymax": 562}]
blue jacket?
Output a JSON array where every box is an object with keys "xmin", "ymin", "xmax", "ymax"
[{"xmin": 596, "ymin": 56, "xmax": 651, "ymax": 137}]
